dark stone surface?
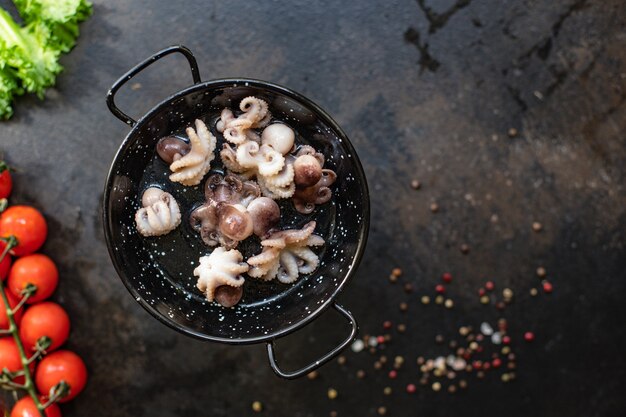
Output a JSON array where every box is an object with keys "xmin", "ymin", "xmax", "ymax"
[{"xmin": 1, "ymin": 0, "xmax": 625, "ymax": 416}]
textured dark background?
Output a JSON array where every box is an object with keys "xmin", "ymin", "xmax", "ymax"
[{"xmin": 1, "ymin": 0, "xmax": 625, "ymax": 416}]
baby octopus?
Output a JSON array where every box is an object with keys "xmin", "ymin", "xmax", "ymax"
[
  {"xmin": 247, "ymin": 221, "xmax": 325, "ymax": 284},
  {"xmin": 135, "ymin": 188, "xmax": 181, "ymax": 237},
  {"xmin": 291, "ymin": 145, "xmax": 336, "ymax": 214},
  {"xmin": 194, "ymin": 247, "xmax": 249, "ymax": 306},
  {"xmin": 166, "ymin": 119, "xmax": 216, "ymax": 186},
  {"xmin": 216, "ymin": 96, "xmax": 271, "ymax": 144},
  {"xmin": 190, "ymin": 173, "xmax": 281, "ymax": 249}
]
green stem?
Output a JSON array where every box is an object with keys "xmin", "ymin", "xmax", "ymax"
[{"xmin": 0, "ymin": 240, "xmax": 46, "ymax": 417}]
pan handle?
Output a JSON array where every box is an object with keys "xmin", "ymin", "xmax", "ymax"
[
  {"xmin": 106, "ymin": 45, "xmax": 202, "ymax": 127},
  {"xmin": 266, "ymin": 303, "xmax": 358, "ymax": 379}
]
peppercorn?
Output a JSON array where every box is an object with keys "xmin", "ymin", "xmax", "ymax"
[
  {"xmin": 307, "ymin": 370, "xmax": 319, "ymax": 380},
  {"xmin": 327, "ymin": 388, "xmax": 338, "ymax": 400},
  {"xmin": 508, "ymin": 127, "xmax": 518, "ymax": 137},
  {"xmin": 435, "ymin": 334, "xmax": 445, "ymax": 344},
  {"xmin": 337, "ymin": 356, "xmax": 346, "ymax": 365},
  {"xmin": 392, "ymin": 268, "xmax": 402, "ymax": 277},
  {"xmin": 536, "ymin": 267, "xmax": 546, "ymax": 278},
  {"xmin": 542, "ymin": 281, "xmax": 553, "ymax": 293},
  {"xmin": 356, "ymin": 369, "xmax": 366, "ymax": 379},
  {"xmin": 430, "ymin": 202, "xmax": 439, "ymax": 213},
  {"xmin": 421, "ymin": 295, "xmax": 431, "ymax": 305},
  {"xmin": 448, "ymin": 384, "xmax": 457, "ymax": 394},
  {"xmin": 480, "ymin": 295, "xmax": 490, "ymax": 304},
  {"xmin": 524, "ymin": 331, "xmax": 535, "ymax": 342},
  {"xmin": 460, "ymin": 244, "xmax": 470, "ymax": 254},
  {"xmin": 397, "ymin": 323, "xmax": 406, "ymax": 333},
  {"xmin": 442, "ymin": 272, "xmax": 452, "ymax": 283},
  {"xmin": 252, "ymin": 401, "xmax": 263, "ymax": 412},
  {"xmin": 404, "ymin": 283, "xmax": 414, "ymax": 293},
  {"xmin": 406, "ymin": 383, "xmax": 417, "ymax": 394},
  {"xmin": 432, "ymin": 382, "xmax": 442, "ymax": 391},
  {"xmin": 435, "ymin": 295, "xmax": 444, "ymax": 304},
  {"xmin": 411, "ymin": 179, "xmax": 421, "ymax": 190},
  {"xmin": 459, "ymin": 380, "xmax": 468, "ymax": 389},
  {"xmin": 485, "ymin": 281, "xmax": 495, "ymax": 291},
  {"xmin": 530, "ymin": 288, "xmax": 538, "ymax": 296},
  {"xmin": 532, "ymin": 222, "xmax": 542, "ymax": 232},
  {"xmin": 445, "ymin": 299, "xmax": 454, "ymax": 309},
  {"xmin": 435, "ymin": 284, "xmax": 446, "ymax": 294},
  {"xmin": 383, "ymin": 386, "xmax": 392, "ymax": 395},
  {"xmin": 377, "ymin": 406, "xmax": 387, "ymax": 416}
]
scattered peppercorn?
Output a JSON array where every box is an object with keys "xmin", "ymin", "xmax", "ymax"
[
  {"xmin": 445, "ymin": 299, "xmax": 454, "ymax": 309},
  {"xmin": 508, "ymin": 127, "xmax": 518, "ymax": 137},
  {"xmin": 435, "ymin": 284, "xmax": 446, "ymax": 294},
  {"xmin": 502, "ymin": 335, "xmax": 511, "ymax": 345},
  {"xmin": 532, "ymin": 222, "xmax": 542, "ymax": 232},
  {"xmin": 403, "ymin": 283, "xmax": 414, "ymax": 293},
  {"xmin": 459, "ymin": 380, "xmax": 468, "ymax": 389},
  {"xmin": 430, "ymin": 202, "xmax": 439, "ymax": 212},
  {"xmin": 388, "ymin": 370, "xmax": 397, "ymax": 379},
  {"xmin": 432, "ymin": 382, "xmax": 442, "ymax": 392},
  {"xmin": 399, "ymin": 302, "xmax": 408, "ymax": 312},
  {"xmin": 307, "ymin": 370, "xmax": 319, "ymax": 380},
  {"xmin": 330, "ymin": 411, "xmax": 337, "ymax": 417},
  {"xmin": 492, "ymin": 358, "xmax": 502, "ymax": 368},
  {"xmin": 480, "ymin": 295, "xmax": 490, "ymax": 304},
  {"xmin": 536, "ymin": 267, "xmax": 546, "ymax": 278},
  {"xmin": 406, "ymin": 383, "xmax": 417, "ymax": 394},
  {"xmin": 524, "ymin": 331, "xmax": 535, "ymax": 342},
  {"xmin": 377, "ymin": 406, "xmax": 387, "ymax": 416},
  {"xmin": 397, "ymin": 323, "xmax": 406, "ymax": 333},
  {"xmin": 392, "ymin": 268, "xmax": 402, "ymax": 277},
  {"xmin": 530, "ymin": 287, "xmax": 538, "ymax": 296},
  {"xmin": 374, "ymin": 361, "xmax": 382, "ymax": 370},
  {"xmin": 356, "ymin": 369, "xmax": 366, "ymax": 379},
  {"xmin": 411, "ymin": 179, "xmax": 421, "ymax": 190},
  {"xmin": 448, "ymin": 384, "xmax": 457, "ymax": 393},
  {"xmin": 337, "ymin": 356, "xmax": 346, "ymax": 365},
  {"xmin": 460, "ymin": 243, "xmax": 470, "ymax": 254},
  {"xmin": 542, "ymin": 281, "xmax": 553, "ymax": 293},
  {"xmin": 252, "ymin": 401, "xmax": 263, "ymax": 412},
  {"xmin": 435, "ymin": 295, "xmax": 444, "ymax": 304},
  {"xmin": 442, "ymin": 272, "xmax": 452, "ymax": 283},
  {"xmin": 496, "ymin": 301, "xmax": 506, "ymax": 310},
  {"xmin": 435, "ymin": 334, "xmax": 445, "ymax": 344},
  {"xmin": 379, "ymin": 355, "xmax": 388, "ymax": 364},
  {"xmin": 327, "ymin": 388, "xmax": 338, "ymax": 400},
  {"xmin": 383, "ymin": 320, "xmax": 392, "ymax": 330},
  {"xmin": 421, "ymin": 295, "xmax": 431, "ymax": 305},
  {"xmin": 383, "ymin": 386, "xmax": 392, "ymax": 395},
  {"xmin": 459, "ymin": 326, "xmax": 470, "ymax": 336},
  {"xmin": 485, "ymin": 281, "xmax": 495, "ymax": 291}
]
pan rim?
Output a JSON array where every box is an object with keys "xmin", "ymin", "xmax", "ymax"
[{"xmin": 103, "ymin": 78, "xmax": 370, "ymax": 345}]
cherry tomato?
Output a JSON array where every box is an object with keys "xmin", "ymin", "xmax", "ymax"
[
  {"xmin": 0, "ymin": 206, "xmax": 47, "ymax": 257},
  {"xmin": 0, "ymin": 241, "xmax": 11, "ymax": 280},
  {"xmin": 35, "ymin": 350, "xmax": 87, "ymax": 402},
  {"xmin": 0, "ymin": 162, "xmax": 11, "ymax": 199},
  {"xmin": 8, "ymin": 254, "xmax": 58, "ymax": 304},
  {"xmin": 20, "ymin": 302, "xmax": 70, "ymax": 353},
  {"xmin": 10, "ymin": 396, "xmax": 61, "ymax": 417},
  {"xmin": 0, "ymin": 337, "xmax": 24, "ymax": 383},
  {"xmin": 0, "ymin": 290, "xmax": 24, "ymax": 330}
]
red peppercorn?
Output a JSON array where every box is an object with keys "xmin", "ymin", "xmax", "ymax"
[
  {"xmin": 482, "ymin": 362, "xmax": 491, "ymax": 371},
  {"xmin": 475, "ymin": 345, "xmax": 484, "ymax": 353},
  {"xmin": 524, "ymin": 331, "xmax": 535, "ymax": 342},
  {"xmin": 442, "ymin": 272, "xmax": 452, "ymax": 283},
  {"xmin": 472, "ymin": 360, "xmax": 482, "ymax": 370},
  {"xmin": 485, "ymin": 281, "xmax": 495, "ymax": 291},
  {"xmin": 542, "ymin": 281, "xmax": 553, "ymax": 293},
  {"xmin": 492, "ymin": 358, "xmax": 502, "ymax": 368},
  {"xmin": 388, "ymin": 370, "xmax": 397, "ymax": 379},
  {"xmin": 377, "ymin": 335, "xmax": 385, "ymax": 344},
  {"xmin": 383, "ymin": 321, "xmax": 392, "ymax": 330},
  {"xmin": 478, "ymin": 288, "xmax": 486, "ymax": 296},
  {"xmin": 502, "ymin": 335, "xmax": 511, "ymax": 345},
  {"xmin": 435, "ymin": 284, "xmax": 446, "ymax": 294},
  {"xmin": 406, "ymin": 383, "xmax": 417, "ymax": 394}
]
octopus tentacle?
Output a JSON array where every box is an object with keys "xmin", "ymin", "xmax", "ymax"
[
  {"xmin": 194, "ymin": 247, "xmax": 248, "ymax": 303},
  {"xmin": 169, "ymin": 119, "xmax": 216, "ymax": 186},
  {"xmin": 247, "ymin": 221, "xmax": 324, "ymax": 284},
  {"xmin": 135, "ymin": 188, "xmax": 181, "ymax": 237}
]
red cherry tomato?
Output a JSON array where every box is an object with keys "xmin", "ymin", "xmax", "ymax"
[
  {"xmin": 0, "ymin": 163, "xmax": 11, "ymax": 199},
  {"xmin": 8, "ymin": 254, "xmax": 58, "ymax": 304},
  {"xmin": 10, "ymin": 396, "xmax": 61, "ymax": 417},
  {"xmin": 0, "ymin": 206, "xmax": 47, "ymax": 257},
  {"xmin": 0, "ymin": 241, "xmax": 11, "ymax": 280},
  {"xmin": 20, "ymin": 302, "xmax": 70, "ymax": 353},
  {"xmin": 0, "ymin": 290, "xmax": 24, "ymax": 330},
  {"xmin": 0, "ymin": 337, "xmax": 24, "ymax": 383},
  {"xmin": 35, "ymin": 350, "xmax": 87, "ymax": 402}
]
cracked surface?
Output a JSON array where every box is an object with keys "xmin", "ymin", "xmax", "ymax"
[{"xmin": 0, "ymin": 0, "xmax": 624, "ymax": 416}]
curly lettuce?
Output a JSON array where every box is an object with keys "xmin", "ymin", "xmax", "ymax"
[{"xmin": 0, "ymin": 0, "xmax": 92, "ymax": 119}]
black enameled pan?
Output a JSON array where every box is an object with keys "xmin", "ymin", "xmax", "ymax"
[{"xmin": 103, "ymin": 45, "xmax": 369, "ymax": 379}]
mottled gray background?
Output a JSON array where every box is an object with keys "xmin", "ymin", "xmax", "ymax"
[{"xmin": 1, "ymin": 0, "xmax": 625, "ymax": 416}]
